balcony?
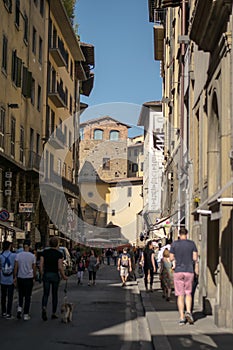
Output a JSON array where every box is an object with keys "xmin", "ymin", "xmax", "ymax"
[
  {"xmin": 153, "ymin": 25, "xmax": 164, "ymax": 60},
  {"xmin": 49, "ymin": 37, "xmax": 68, "ymax": 67},
  {"xmin": 190, "ymin": 0, "xmax": 232, "ymax": 52},
  {"xmin": 48, "ymin": 82, "xmax": 66, "ymax": 108},
  {"xmin": 48, "ymin": 127, "xmax": 65, "ymax": 149},
  {"xmin": 27, "ymin": 151, "xmax": 41, "ymax": 172}
]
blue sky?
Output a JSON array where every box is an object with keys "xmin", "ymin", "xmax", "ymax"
[{"xmin": 75, "ymin": 0, "xmax": 162, "ymax": 135}]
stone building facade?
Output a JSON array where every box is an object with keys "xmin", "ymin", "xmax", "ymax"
[
  {"xmin": 0, "ymin": 0, "xmax": 94, "ymax": 249},
  {"xmin": 148, "ymin": 0, "xmax": 233, "ymax": 329}
]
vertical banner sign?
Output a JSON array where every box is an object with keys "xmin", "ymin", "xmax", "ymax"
[{"xmin": 4, "ymin": 171, "xmax": 12, "ymax": 196}]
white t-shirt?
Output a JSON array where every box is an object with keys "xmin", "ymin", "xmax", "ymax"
[{"xmin": 15, "ymin": 251, "xmax": 36, "ymax": 278}]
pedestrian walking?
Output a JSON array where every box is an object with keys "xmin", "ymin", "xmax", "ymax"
[
  {"xmin": 117, "ymin": 247, "xmax": 132, "ymax": 287},
  {"xmin": 140, "ymin": 240, "xmax": 156, "ymax": 292},
  {"xmin": 14, "ymin": 239, "xmax": 36, "ymax": 321},
  {"xmin": 87, "ymin": 249, "xmax": 100, "ymax": 286},
  {"xmin": 40, "ymin": 237, "xmax": 68, "ymax": 321},
  {"xmin": 112, "ymin": 249, "xmax": 118, "ymax": 266},
  {"xmin": 169, "ymin": 227, "xmax": 198, "ymax": 325},
  {"xmin": 0, "ymin": 241, "xmax": 16, "ymax": 319},
  {"xmin": 77, "ymin": 257, "xmax": 85, "ymax": 285},
  {"xmin": 105, "ymin": 248, "xmax": 112, "ymax": 265},
  {"xmin": 159, "ymin": 248, "xmax": 174, "ymax": 301}
]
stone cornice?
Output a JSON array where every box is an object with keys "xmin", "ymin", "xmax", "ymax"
[{"xmin": 190, "ymin": 0, "xmax": 232, "ymax": 52}]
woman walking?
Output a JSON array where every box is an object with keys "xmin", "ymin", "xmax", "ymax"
[
  {"xmin": 160, "ymin": 248, "xmax": 174, "ymax": 301},
  {"xmin": 87, "ymin": 249, "xmax": 99, "ymax": 286},
  {"xmin": 140, "ymin": 240, "xmax": 156, "ymax": 292}
]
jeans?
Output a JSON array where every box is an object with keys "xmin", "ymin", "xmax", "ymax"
[
  {"xmin": 42, "ymin": 272, "xmax": 60, "ymax": 314},
  {"xmin": 17, "ymin": 278, "xmax": 34, "ymax": 314},
  {"xmin": 1, "ymin": 283, "xmax": 14, "ymax": 315}
]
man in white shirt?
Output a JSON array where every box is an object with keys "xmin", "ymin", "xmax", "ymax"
[{"xmin": 14, "ymin": 240, "xmax": 36, "ymax": 321}]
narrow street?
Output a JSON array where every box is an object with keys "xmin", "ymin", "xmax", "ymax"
[{"xmin": 0, "ymin": 264, "xmax": 152, "ymax": 350}]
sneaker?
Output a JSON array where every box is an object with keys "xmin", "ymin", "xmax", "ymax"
[
  {"xmin": 122, "ymin": 282, "xmax": 126, "ymax": 287},
  {"xmin": 51, "ymin": 314, "xmax": 59, "ymax": 319},
  {"xmin": 179, "ymin": 319, "xmax": 186, "ymax": 326},
  {"xmin": 6, "ymin": 314, "xmax": 14, "ymax": 320},
  {"xmin": 88, "ymin": 282, "xmax": 91, "ymax": 286},
  {"xmin": 17, "ymin": 306, "xmax": 22, "ymax": 319},
  {"xmin": 185, "ymin": 312, "xmax": 194, "ymax": 324},
  {"xmin": 42, "ymin": 308, "xmax": 48, "ymax": 321},
  {"xmin": 23, "ymin": 314, "xmax": 30, "ymax": 321},
  {"xmin": 2, "ymin": 313, "xmax": 7, "ymax": 318}
]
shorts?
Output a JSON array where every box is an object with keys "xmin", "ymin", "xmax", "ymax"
[
  {"xmin": 120, "ymin": 266, "xmax": 129, "ymax": 277},
  {"xmin": 173, "ymin": 272, "xmax": 194, "ymax": 296}
]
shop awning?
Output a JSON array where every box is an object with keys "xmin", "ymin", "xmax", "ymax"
[{"xmin": 0, "ymin": 221, "xmax": 25, "ymax": 233}]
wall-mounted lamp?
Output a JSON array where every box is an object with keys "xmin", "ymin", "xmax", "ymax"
[{"xmin": 8, "ymin": 103, "xmax": 19, "ymax": 109}]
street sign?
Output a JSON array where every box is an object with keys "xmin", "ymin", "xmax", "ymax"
[{"xmin": 0, "ymin": 209, "xmax": 10, "ymax": 221}]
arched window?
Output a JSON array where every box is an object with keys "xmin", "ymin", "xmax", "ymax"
[
  {"xmin": 94, "ymin": 129, "xmax": 103, "ymax": 140},
  {"xmin": 110, "ymin": 130, "xmax": 119, "ymax": 141}
]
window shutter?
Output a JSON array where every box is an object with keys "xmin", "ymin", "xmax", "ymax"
[
  {"xmin": 16, "ymin": 57, "xmax": 22, "ymax": 87},
  {"xmin": 22, "ymin": 66, "xmax": 32, "ymax": 98}
]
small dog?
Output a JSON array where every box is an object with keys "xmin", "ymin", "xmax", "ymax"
[{"xmin": 60, "ymin": 296, "xmax": 74, "ymax": 323}]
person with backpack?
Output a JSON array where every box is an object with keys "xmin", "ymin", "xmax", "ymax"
[
  {"xmin": 117, "ymin": 247, "xmax": 132, "ymax": 287},
  {"xmin": 0, "ymin": 240, "xmax": 16, "ymax": 319}
]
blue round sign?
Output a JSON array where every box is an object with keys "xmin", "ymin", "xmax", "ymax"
[{"xmin": 0, "ymin": 209, "xmax": 10, "ymax": 221}]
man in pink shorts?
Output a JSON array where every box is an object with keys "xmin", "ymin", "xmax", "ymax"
[{"xmin": 170, "ymin": 228, "xmax": 198, "ymax": 325}]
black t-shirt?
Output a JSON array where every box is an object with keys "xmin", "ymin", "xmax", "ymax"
[
  {"xmin": 143, "ymin": 248, "xmax": 154, "ymax": 269},
  {"xmin": 42, "ymin": 248, "xmax": 63, "ymax": 273}
]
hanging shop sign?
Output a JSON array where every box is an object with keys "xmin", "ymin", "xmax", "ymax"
[{"xmin": 18, "ymin": 202, "xmax": 34, "ymax": 213}]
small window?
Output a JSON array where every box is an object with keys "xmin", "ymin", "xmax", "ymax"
[
  {"xmin": 37, "ymin": 84, "xmax": 41, "ymax": 111},
  {"xmin": 31, "ymin": 78, "xmax": 35, "ymax": 105},
  {"xmin": 112, "ymin": 209, "xmax": 115, "ymax": 216},
  {"xmin": 70, "ymin": 59, "xmax": 73, "ymax": 79},
  {"xmin": 19, "ymin": 126, "xmax": 24, "ymax": 163},
  {"xmin": 2, "ymin": 35, "xmax": 8, "ymax": 72},
  {"xmin": 39, "ymin": 0, "xmax": 44, "ymax": 16},
  {"xmin": 3, "ymin": 0, "xmax": 12, "ymax": 12},
  {"xmin": 15, "ymin": 0, "xmax": 20, "ymax": 27},
  {"xmin": 38, "ymin": 36, "xmax": 42, "ymax": 63},
  {"xmin": 103, "ymin": 158, "xmax": 110, "ymax": 170},
  {"xmin": 32, "ymin": 27, "xmax": 37, "ymax": 54},
  {"xmin": 134, "ymin": 149, "xmax": 138, "ymax": 156},
  {"xmin": 23, "ymin": 13, "xmax": 28, "ymax": 43},
  {"xmin": 10, "ymin": 117, "xmax": 16, "ymax": 157},
  {"xmin": 140, "ymin": 162, "xmax": 144, "ymax": 171},
  {"xmin": 0, "ymin": 108, "xmax": 6, "ymax": 150},
  {"xmin": 80, "ymin": 127, "xmax": 84, "ymax": 140},
  {"xmin": 69, "ymin": 94, "xmax": 73, "ymax": 114},
  {"xmin": 94, "ymin": 129, "xmax": 103, "ymax": 140},
  {"xmin": 11, "ymin": 50, "xmax": 22, "ymax": 87},
  {"xmin": 110, "ymin": 130, "xmax": 119, "ymax": 141},
  {"xmin": 132, "ymin": 163, "xmax": 138, "ymax": 172},
  {"xmin": 127, "ymin": 187, "xmax": 132, "ymax": 197},
  {"xmin": 69, "ymin": 131, "xmax": 72, "ymax": 149}
]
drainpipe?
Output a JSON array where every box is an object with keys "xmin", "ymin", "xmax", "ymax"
[{"xmin": 178, "ymin": 0, "xmax": 186, "ymax": 233}]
